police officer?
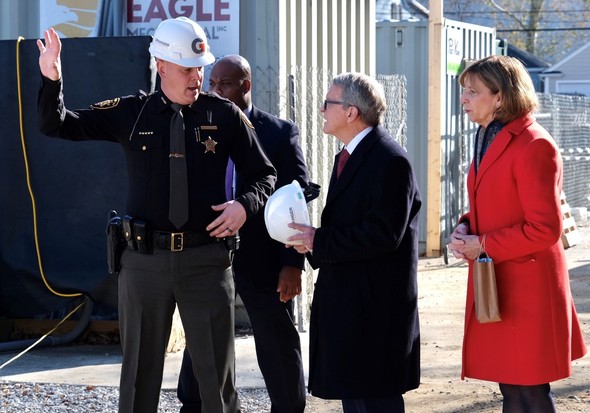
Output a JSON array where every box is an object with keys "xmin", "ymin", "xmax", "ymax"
[{"xmin": 37, "ymin": 17, "xmax": 276, "ymax": 413}]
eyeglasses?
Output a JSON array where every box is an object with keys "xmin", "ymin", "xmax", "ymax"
[{"xmin": 323, "ymin": 99, "xmax": 349, "ymax": 111}]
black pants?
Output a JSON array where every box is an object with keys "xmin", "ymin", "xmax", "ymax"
[{"xmin": 499, "ymin": 383, "xmax": 556, "ymax": 413}]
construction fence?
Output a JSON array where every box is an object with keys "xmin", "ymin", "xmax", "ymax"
[{"xmin": 537, "ymin": 94, "xmax": 590, "ymax": 209}]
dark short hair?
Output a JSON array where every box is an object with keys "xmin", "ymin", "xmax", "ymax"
[{"xmin": 459, "ymin": 55, "xmax": 539, "ymax": 124}]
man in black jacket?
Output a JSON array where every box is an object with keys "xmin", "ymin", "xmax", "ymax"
[
  {"xmin": 288, "ymin": 72, "xmax": 421, "ymax": 413},
  {"xmin": 177, "ymin": 54, "xmax": 309, "ymax": 413}
]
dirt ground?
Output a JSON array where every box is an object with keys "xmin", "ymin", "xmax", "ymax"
[{"xmin": 303, "ymin": 225, "xmax": 590, "ymax": 413}]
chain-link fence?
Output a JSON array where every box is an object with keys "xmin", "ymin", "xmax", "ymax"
[
  {"xmin": 252, "ymin": 66, "xmax": 408, "ymax": 328},
  {"xmin": 536, "ymin": 94, "xmax": 590, "ymax": 208}
]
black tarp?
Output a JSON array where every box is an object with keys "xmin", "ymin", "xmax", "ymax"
[{"xmin": 0, "ymin": 35, "xmax": 152, "ymax": 318}]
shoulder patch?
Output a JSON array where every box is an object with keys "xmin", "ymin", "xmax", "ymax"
[
  {"xmin": 91, "ymin": 97, "xmax": 120, "ymax": 109},
  {"xmin": 239, "ymin": 109, "xmax": 254, "ymax": 129}
]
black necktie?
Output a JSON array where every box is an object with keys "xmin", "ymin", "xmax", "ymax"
[{"xmin": 169, "ymin": 103, "xmax": 189, "ymax": 229}]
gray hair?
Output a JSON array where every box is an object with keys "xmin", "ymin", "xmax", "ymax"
[{"xmin": 332, "ymin": 72, "xmax": 387, "ymax": 126}]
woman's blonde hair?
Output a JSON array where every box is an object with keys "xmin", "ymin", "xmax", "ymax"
[{"xmin": 459, "ymin": 55, "xmax": 539, "ymax": 124}]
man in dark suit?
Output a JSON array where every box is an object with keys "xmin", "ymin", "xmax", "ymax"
[
  {"xmin": 288, "ymin": 72, "xmax": 422, "ymax": 413},
  {"xmin": 177, "ymin": 54, "xmax": 309, "ymax": 413}
]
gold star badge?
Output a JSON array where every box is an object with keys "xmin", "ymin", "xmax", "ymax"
[{"xmin": 202, "ymin": 136, "xmax": 217, "ymax": 153}]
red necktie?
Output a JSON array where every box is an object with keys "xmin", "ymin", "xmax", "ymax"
[{"xmin": 336, "ymin": 149, "xmax": 350, "ymax": 178}]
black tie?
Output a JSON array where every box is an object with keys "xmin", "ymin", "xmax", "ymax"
[{"xmin": 169, "ymin": 103, "xmax": 189, "ymax": 229}]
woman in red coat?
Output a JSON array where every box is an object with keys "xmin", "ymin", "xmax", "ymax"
[{"xmin": 448, "ymin": 55, "xmax": 587, "ymax": 412}]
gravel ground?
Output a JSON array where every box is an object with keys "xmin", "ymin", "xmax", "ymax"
[{"xmin": 0, "ymin": 382, "xmax": 273, "ymax": 412}]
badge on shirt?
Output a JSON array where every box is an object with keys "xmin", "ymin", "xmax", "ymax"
[
  {"xmin": 91, "ymin": 98, "xmax": 120, "ymax": 109},
  {"xmin": 202, "ymin": 136, "xmax": 218, "ymax": 153}
]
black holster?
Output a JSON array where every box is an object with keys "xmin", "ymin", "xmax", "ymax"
[
  {"xmin": 224, "ymin": 233, "xmax": 239, "ymax": 262},
  {"xmin": 224, "ymin": 233, "xmax": 240, "ymax": 252},
  {"xmin": 106, "ymin": 210, "xmax": 126, "ymax": 275}
]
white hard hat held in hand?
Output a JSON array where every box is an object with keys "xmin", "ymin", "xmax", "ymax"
[
  {"xmin": 149, "ymin": 17, "xmax": 215, "ymax": 67},
  {"xmin": 264, "ymin": 180, "xmax": 311, "ymax": 245}
]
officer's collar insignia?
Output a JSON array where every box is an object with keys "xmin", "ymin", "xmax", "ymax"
[
  {"xmin": 91, "ymin": 98, "xmax": 120, "ymax": 109},
  {"xmin": 202, "ymin": 137, "xmax": 217, "ymax": 153}
]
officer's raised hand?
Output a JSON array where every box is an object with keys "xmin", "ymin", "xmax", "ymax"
[{"xmin": 37, "ymin": 28, "xmax": 62, "ymax": 81}]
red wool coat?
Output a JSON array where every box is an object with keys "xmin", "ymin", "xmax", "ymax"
[{"xmin": 460, "ymin": 114, "xmax": 587, "ymax": 385}]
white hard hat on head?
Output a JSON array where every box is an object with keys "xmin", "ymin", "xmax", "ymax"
[
  {"xmin": 264, "ymin": 180, "xmax": 311, "ymax": 245},
  {"xmin": 149, "ymin": 17, "xmax": 215, "ymax": 67}
]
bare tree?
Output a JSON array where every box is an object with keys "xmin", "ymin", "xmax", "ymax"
[
  {"xmin": 441, "ymin": 0, "xmax": 590, "ymax": 62},
  {"xmin": 488, "ymin": 0, "xmax": 544, "ymax": 54}
]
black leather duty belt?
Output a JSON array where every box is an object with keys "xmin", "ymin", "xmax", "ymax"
[{"xmin": 152, "ymin": 231, "xmax": 216, "ymax": 252}]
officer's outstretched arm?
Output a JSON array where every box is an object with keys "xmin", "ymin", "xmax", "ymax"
[{"xmin": 37, "ymin": 28, "xmax": 62, "ymax": 81}]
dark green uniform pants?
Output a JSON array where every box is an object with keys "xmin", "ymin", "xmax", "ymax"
[{"xmin": 117, "ymin": 243, "xmax": 239, "ymax": 413}]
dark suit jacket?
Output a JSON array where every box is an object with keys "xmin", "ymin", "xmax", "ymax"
[
  {"xmin": 308, "ymin": 125, "xmax": 422, "ymax": 398},
  {"xmin": 233, "ymin": 106, "xmax": 309, "ymax": 291}
]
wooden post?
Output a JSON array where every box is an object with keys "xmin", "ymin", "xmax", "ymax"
[{"xmin": 426, "ymin": 0, "xmax": 444, "ymax": 257}]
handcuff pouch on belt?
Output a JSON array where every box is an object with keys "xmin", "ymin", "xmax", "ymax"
[{"xmin": 123, "ymin": 215, "xmax": 152, "ymax": 254}]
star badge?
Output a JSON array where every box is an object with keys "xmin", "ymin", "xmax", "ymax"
[{"xmin": 202, "ymin": 136, "xmax": 218, "ymax": 153}]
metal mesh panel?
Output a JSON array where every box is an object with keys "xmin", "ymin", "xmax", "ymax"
[
  {"xmin": 377, "ymin": 73, "xmax": 408, "ymax": 149},
  {"xmin": 537, "ymin": 94, "xmax": 590, "ymax": 208},
  {"xmin": 252, "ymin": 66, "xmax": 283, "ymax": 118},
  {"xmin": 252, "ymin": 66, "xmax": 408, "ymax": 328}
]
